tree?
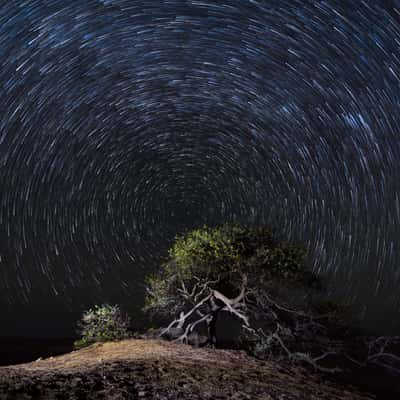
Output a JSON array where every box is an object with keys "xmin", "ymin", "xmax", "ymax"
[
  {"xmin": 144, "ymin": 224, "xmax": 400, "ymax": 375},
  {"xmin": 145, "ymin": 225, "xmax": 321, "ymax": 353}
]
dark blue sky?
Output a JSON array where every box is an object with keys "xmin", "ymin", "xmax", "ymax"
[{"xmin": 1, "ymin": 0, "xmax": 400, "ymax": 336}]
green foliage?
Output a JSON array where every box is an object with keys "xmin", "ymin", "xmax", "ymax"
[
  {"xmin": 246, "ymin": 240, "xmax": 308, "ymax": 283},
  {"xmin": 169, "ymin": 224, "xmax": 308, "ymax": 280},
  {"xmin": 169, "ymin": 224, "xmax": 241, "ymax": 277},
  {"xmin": 74, "ymin": 304, "xmax": 131, "ymax": 349}
]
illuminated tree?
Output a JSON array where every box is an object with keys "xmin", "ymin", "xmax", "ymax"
[{"xmin": 144, "ymin": 224, "xmax": 400, "ymax": 375}]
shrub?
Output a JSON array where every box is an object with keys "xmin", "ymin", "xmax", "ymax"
[{"xmin": 74, "ymin": 304, "xmax": 131, "ymax": 349}]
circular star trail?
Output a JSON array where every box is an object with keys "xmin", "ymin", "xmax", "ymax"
[{"xmin": 1, "ymin": 0, "xmax": 400, "ymax": 335}]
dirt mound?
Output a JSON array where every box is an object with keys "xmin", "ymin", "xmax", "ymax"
[{"xmin": 0, "ymin": 339, "xmax": 373, "ymax": 400}]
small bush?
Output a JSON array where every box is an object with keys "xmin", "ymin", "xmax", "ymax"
[{"xmin": 74, "ymin": 304, "xmax": 131, "ymax": 349}]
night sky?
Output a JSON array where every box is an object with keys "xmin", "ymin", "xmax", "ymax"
[{"xmin": 1, "ymin": 0, "xmax": 400, "ymax": 337}]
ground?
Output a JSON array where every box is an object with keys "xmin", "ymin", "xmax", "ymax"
[{"xmin": 0, "ymin": 339, "xmax": 375, "ymax": 400}]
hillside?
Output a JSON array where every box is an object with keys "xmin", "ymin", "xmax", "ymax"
[{"xmin": 0, "ymin": 339, "xmax": 375, "ymax": 400}]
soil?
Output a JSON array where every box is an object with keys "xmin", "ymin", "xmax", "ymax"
[{"xmin": 0, "ymin": 339, "xmax": 376, "ymax": 400}]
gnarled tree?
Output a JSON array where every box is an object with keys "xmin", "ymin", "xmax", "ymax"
[
  {"xmin": 144, "ymin": 224, "xmax": 400, "ymax": 375},
  {"xmin": 145, "ymin": 226, "xmax": 321, "ymax": 357}
]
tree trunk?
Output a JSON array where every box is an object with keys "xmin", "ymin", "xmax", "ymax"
[{"xmin": 207, "ymin": 311, "xmax": 218, "ymax": 347}]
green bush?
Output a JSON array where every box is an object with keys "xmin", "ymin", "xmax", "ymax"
[{"xmin": 74, "ymin": 304, "xmax": 131, "ymax": 349}]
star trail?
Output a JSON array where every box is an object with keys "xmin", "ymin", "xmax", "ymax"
[{"xmin": 1, "ymin": 0, "xmax": 400, "ymax": 335}]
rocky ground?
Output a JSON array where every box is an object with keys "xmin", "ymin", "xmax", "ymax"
[{"xmin": 0, "ymin": 339, "xmax": 377, "ymax": 400}]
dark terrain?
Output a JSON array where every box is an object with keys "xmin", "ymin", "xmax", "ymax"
[{"xmin": 0, "ymin": 339, "xmax": 380, "ymax": 400}]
